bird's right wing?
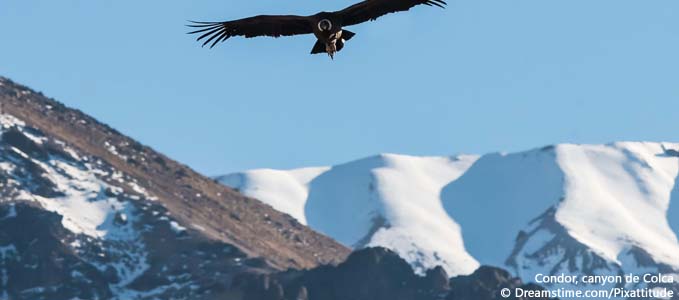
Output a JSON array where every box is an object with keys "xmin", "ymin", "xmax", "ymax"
[
  {"xmin": 337, "ymin": 0, "xmax": 446, "ymax": 27},
  {"xmin": 188, "ymin": 15, "xmax": 312, "ymax": 48}
]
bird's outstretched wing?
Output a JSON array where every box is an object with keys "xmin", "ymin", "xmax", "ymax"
[
  {"xmin": 337, "ymin": 0, "xmax": 446, "ymax": 27},
  {"xmin": 187, "ymin": 15, "xmax": 312, "ymax": 48}
]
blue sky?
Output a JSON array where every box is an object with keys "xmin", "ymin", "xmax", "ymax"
[{"xmin": 1, "ymin": 0, "xmax": 678, "ymax": 175}]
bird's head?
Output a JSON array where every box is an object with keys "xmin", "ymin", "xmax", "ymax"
[{"xmin": 318, "ymin": 19, "xmax": 333, "ymax": 32}]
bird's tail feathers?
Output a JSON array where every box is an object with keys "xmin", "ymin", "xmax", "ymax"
[
  {"xmin": 342, "ymin": 30, "xmax": 356, "ymax": 41},
  {"xmin": 310, "ymin": 40, "xmax": 326, "ymax": 54},
  {"xmin": 336, "ymin": 39, "xmax": 345, "ymax": 52}
]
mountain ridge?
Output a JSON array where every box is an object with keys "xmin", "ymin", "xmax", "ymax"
[{"xmin": 218, "ymin": 141, "xmax": 679, "ymax": 295}]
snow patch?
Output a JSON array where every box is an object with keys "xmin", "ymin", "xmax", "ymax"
[
  {"xmin": 170, "ymin": 221, "xmax": 187, "ymax": 233},
  {"xmin": 104, "ymin": 141, "xmax": 128, "ymax": 160},
  {"xmin": 0, "ymin": 114, "xmax": 25, "ymax": 129},
  {"xmin": 32, "ymin": 157, "xmax": 137, "ymax": 239},
  {"xmin": 217, "ymin": 166, "xmax": 330, "ymax": 224}
]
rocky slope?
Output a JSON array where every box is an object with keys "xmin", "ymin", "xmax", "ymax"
[
  {"xmin": 0, "ymin": 76, "xmax": 349, "ymax": 270},
  {"xmin": 0, "ymin": 76, "xmax": 349, "ymax": 299}
]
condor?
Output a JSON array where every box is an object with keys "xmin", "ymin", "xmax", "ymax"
[{"xmin": 188, "ymin": 0, "xmax": 446, "ymax": 59}]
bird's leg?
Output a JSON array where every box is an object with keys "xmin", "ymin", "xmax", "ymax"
[
  {"xmin": 325, "ymin": 42, "xmax": 336, "ymax": 59},
  {"xmin": 326, "ymin": 33, "xmax": 338, "ymax": 60}
]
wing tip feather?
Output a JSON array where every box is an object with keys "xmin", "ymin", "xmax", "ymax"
[
  {"xmin": 426, "ymin": 0, "xmax": 447, "ymax": 8},
  {"xmin": 187, "ymin": 21, "xmax": 230, "ymax": 49}
]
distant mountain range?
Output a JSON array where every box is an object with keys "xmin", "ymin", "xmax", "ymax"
[
  {"xmin": 218, "ymin": 142, "xmax": 679, "ymax": 295},
  {"xmin": 0, "ymin": 76, "xmax": 550, "ymax": 300}
]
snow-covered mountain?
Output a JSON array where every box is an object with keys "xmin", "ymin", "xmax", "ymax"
[
  {"xmin": 219, "ymin": 154, "xmax": 481, "ymax": 276},
  {"xmin": 217, "ymin": 142, "xmax": 679, "ymax": 293}
]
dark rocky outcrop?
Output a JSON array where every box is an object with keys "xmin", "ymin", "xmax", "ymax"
[
  {"xmin": 0, "ymin": 204, "xmax": 113, "ymax": 300},
  {"xmin": 447, "ymin": 266, "xmax": 554, "ymax": 300},
  {"xmin": 0, "ymin": 202, "xmax": 273, "ymax": 300},
  {"xmin": 232, "ymin": 247, "xmax": 554, "ymax": 300}
]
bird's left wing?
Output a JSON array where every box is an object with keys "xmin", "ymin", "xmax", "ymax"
[
  {"xmin": 336, "ymin": 0, "xmax": 446, "ymax": 27},
  {"xmin": 188, "ymin": 15, "xmax": 312, "ymax": 48}
]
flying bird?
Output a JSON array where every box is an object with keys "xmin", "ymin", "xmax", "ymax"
[{"xmin": 188, "ymin": 0, "xmax": 447, "ymax": 59}]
